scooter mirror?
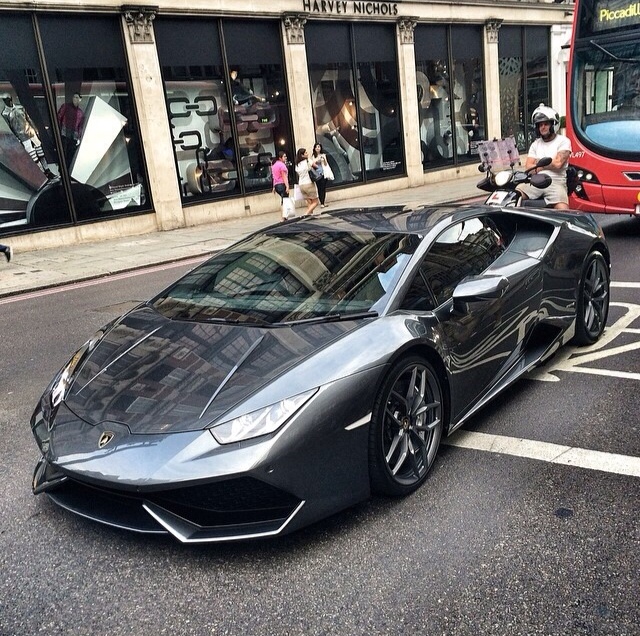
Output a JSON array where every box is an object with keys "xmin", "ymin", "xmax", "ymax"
[{"xmin": 536, "ymin": 157, "xmax": 552, "ymax": 168}]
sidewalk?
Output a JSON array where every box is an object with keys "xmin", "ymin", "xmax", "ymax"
[{"xmin": 0, "ymin": 173, "xmax": 482, "ymax": 299}]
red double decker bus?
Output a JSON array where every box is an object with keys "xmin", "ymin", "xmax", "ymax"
[{"xmin": 566, "ymin": 0, "xmax": 640, "ymax": 215}]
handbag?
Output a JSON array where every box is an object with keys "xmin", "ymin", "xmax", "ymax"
[
  {"xmin": 309, "ymin": 169, "xmax": 320, "ymax": 183},
  {"xmin": 323, "ymin": 161, "xmax": 335, "ymax": 181},
  {"xmin": 281, "ymin": 196, "xmax": 295, "ymax": 220}
]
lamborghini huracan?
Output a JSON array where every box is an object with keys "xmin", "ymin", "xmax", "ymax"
[{"xmin": 31, "ymin": 204, "xmax": 610, "ymax": 542}]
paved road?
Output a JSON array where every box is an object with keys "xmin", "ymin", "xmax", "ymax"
[{"xmin": 1, "ymin": 215, "xmax": 638, "ymax": 636}]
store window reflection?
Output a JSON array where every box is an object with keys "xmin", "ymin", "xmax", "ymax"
[
  {"xmin": 38, "ymin": 15, "xmax": 149, "ymax": 221},
  {"xmin": 0, "ymin": 14, "xmax": 71, "ymax": 233},
  {"xmin": 306, "ymin": 22, "xmax": 404, "ymax": 187}
]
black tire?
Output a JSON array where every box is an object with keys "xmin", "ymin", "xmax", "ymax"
[
  {"xmin": 369, "ymin": 356, "xmax": 444, "ymax": 497},
  {"xmin": 572, "ymin": 250, "xmax": 610, "ymax": 346}
]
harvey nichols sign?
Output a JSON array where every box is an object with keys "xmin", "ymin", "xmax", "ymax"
[{"xmin": 302, "ymin": 1, "xmax": 400, "ymax": 15}]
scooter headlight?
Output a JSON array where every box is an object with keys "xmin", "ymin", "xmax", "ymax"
[{"xmin": 494, "ymin": 170, "xmax": 512, "ymax": 187}]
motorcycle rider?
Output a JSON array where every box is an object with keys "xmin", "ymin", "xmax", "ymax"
[{"xmin": 517, "ymin": 104, "xmax": 571, "ymax": 210}]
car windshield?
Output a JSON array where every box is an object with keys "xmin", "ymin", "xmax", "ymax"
[
  {"xmin": 573, "ymin": 39, "xmax": 640, "ymax": 157},
  {"xmin": 151, "ymin": 228, "xmax": 419, "ymax": 325}
]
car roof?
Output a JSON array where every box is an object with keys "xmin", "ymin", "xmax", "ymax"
[{"xmin": 271, "ymin": 204, "xmax": 478, "ymax": 236}]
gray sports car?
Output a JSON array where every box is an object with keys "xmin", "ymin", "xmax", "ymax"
[{"xmin": 31, "ymin": 204, "xmax": 610, "ymax": 542}]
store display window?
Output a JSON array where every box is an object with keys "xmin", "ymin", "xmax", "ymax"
[
  {"xmin": 38, "ymin": 14, "xmax": 150, "ymax": 222},
  {"xmin": 450, "ymin": 25, "xmax": 486, "ymax": 164},
  {"xmin": 415, "ymin": 24, "xmax": 486, "ymax": 170},
  {"xmin": 306, "ymin": 22, "xmax": 404, "ymax": 186},
  {"xmin": 156, "ymin": 18, "xmax": 292, "ymax": 201},
  {"xmin": 499, "ymin": 26, "xmax": 550, "ymax": 151},
  {"xmin": 0, "ymin": 14, "xmax": 72, "ymax": 233}
]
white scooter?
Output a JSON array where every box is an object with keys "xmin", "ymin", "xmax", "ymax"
[
  {"xmin": 475, "ymin": 138, "xmax": 552, "ymax": 207},
  {"xmin": 477, "ymin": 156, "xmax": 552, "ymax": 207}
]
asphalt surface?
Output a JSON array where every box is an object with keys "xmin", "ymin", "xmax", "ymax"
[{"xmin": 1, "ymin": 183, "xmax": 639, "ymax": 636}]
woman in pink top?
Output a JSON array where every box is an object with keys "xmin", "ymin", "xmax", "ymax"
[
  {"xmin": 271, "ymin": 150, "xmax": 290, "ymax": 221},
  {"xmin": 271, "ymin": 151, "xmax": 289, "ymax": 198}
]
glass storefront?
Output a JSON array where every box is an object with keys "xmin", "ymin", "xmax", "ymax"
[
  {"xmin": 155, "ymin": 18, "xmax": 293, "ymax": 202},
  {"xmin": 499, "ymin": 26, "xmax": 550, "ymax": 152},
  {"xmin": 0, "ymin": 13, "xmax": 149, "ymax": 236},
  {"xmin": 0, "ymin": 7, "xmax": 561, "ymax": 243},
  {"xmin": 415, "ymin": 24, "xmax": 487, "ymax": 170},
  {"xmin": 306, "ymin": 22, "xmax": 404, "ymax": 186}
]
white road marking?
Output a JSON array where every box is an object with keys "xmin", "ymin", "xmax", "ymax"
[
  {"xmin": 530, "ymin": 302, "xmax": 640, "ymax": 382},
  {"xmin": 444, "ymin": 430, "xmax": 640, "ymax": 478},
  {"xmin": 611, "ymin": 281, "xmax": 640, "ymax": 288}
]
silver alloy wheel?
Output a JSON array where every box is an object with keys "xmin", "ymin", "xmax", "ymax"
[{"xmin": 375, "ymin": 359, "xmax": 443, "ymax": 492}]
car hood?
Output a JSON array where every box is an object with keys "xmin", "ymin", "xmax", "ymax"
[{"xmin": 65, "ymin": 306, "xmax": 362, "ymax": 434}]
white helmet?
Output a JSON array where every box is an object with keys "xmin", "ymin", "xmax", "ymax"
[{"xmin": 531, "ymin": 103, "xmax": 559, "ymax": 136}]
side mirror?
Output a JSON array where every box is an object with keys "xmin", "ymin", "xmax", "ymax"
[
  {"xmin": 451, "ymin": 275, "xmax": 509, "ymax": 314},
  {"xmin": 536, "ymin": 157, "xmax": 552, "ymax": 168}
]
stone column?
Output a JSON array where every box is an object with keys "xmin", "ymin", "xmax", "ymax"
[
  {"xmin": 396, "ymin": 17, "xmax": 423, "ymax": 187},
  {"xmin": 483, "ymin": 18, "xmax": 503, "ymax": 140},
  {"xmin": 281, "ymin": 14, "xmax": 316, "ymax": 151},
  {"xmin": 121, "ymin": 6, "xmax": 185, "ymax": 231}
]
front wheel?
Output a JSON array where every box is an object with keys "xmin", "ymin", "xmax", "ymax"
[
  {"xmin": 369, "ymin": 356, "xmax": 444, "ymax": 497},
  {"xmin": 572, "ymin": 250, "xmax": 610, "ymax": 346}
]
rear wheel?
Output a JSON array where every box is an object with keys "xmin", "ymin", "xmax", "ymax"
[
  {"xmin": 369, "ymin": 356, "xmax": 444, "ymax": 497},
  {"xmin": 572, "ymin": 250, "xmax": 610, "ymax": 346}
]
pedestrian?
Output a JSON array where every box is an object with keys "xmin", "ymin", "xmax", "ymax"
[
  {"xmin": 311, "ymin": 142, "xmax": 331, "ymax": 208},
  {"xmin": 294, "ymin": 148, "xmax": 320, "ymax": 216},
  {"xmin": 1, "ymin": 243, "xmax": 13, "ymax": 263},
  {"xmin": 271, "ymin": 150, "xmax": 291, "ymax": 221}
]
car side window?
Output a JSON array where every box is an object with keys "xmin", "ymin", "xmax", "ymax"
[{"xmin": 411, "ymin": 217, "xmax": 506, "ymax": 308}]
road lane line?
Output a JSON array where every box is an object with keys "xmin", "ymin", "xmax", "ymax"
[{"xmin": 444, "ymin": 430, "xmax": 640, "ymax": 477}]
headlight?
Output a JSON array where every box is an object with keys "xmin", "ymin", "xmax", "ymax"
[
  {"xmin": 210, "ymin": 388, "xmax": 317, "ymax": 445},
  {"xmin": 50, "ymin": 329, "xmax": 105, "ymax": 408},
  {"xmin": 494, "ymin": 170, "xmax": 512, "ymax": 187}
]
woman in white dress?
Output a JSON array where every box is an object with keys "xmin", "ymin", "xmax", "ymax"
[{"xmin": 295, "ymin": 148, "xmax": 320, "ymax": 216}]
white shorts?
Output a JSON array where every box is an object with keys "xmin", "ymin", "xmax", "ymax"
[{"xmin": 517, "ymin": 180, "xmax": 568, "ymax": 206}]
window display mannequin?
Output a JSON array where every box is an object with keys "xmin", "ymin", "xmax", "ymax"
[
  {"xmin": 1, "ymin": 94, "xmax": 55, "ymax": 179},
  {"xmin": 57, "ymin": 92, "xmax": 85, "ymax": 166},
  {"xmin": 229, "ymin": 69, "xmax": 261, "ymax": 106}
]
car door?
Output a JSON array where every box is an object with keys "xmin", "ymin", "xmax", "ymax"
[{"xmin": 403, "ymin": 215, "xmax": 543, "ymax": 420}]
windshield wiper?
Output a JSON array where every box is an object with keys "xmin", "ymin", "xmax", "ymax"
[
  {"xmin": 589, "ymin": 40, "xmax": 640, "ymax": 63},
  {"xmin": 174, "ymin": 313, "xmax": 269, "ymax": 327},
  {"xmin": 274, "ymin": 310, "xmax": 379, "ymax": 327}
]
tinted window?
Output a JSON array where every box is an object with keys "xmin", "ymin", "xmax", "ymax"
[
  {"xmin": 419, "ymin": 217, "xmax": 505, "ymax": 307},
  {"xmin": 152, "ymin": 228, "xmax": 419, "ymax": 324}
]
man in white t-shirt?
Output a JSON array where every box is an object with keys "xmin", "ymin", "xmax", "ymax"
[{"xmin": 517, "ymin": 104, "xmax": 572, "ymax": 210}]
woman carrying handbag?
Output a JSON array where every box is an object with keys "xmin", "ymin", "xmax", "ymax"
[
  {"xmin": 312, "ymin": 142, "xmax": 333, "ymax": 208},
  {"xmin": 294, "ymin": 148, "xmax": 320, "ymax": 216},
  {"xmin": 271, "ymin": 150, "xmax": 294, "ymax": 221}
]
